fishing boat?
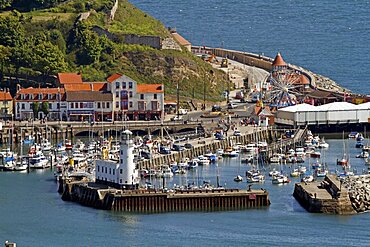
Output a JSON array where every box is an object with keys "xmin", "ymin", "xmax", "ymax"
[
  {"xmin": 315, "ymin": 167, "xmax": 329, "ymax": 177},
  {"xmin": 65, "ymin": 139, "xmax": 73, "ymax": 150},
  {"xmin": 348, "ymin": 132, "xmax": 359, "ymax": 139},
  {"xmin": 301, "ymin": 174, "xmax": 314, "ymax": 183},
  {"xmin": 269, "ymin": 153, "xmax": 282, "ymax": 164},
  {"xmin": 318, "ymin": 137, "xmax": 329, "ymax": 148},
  {"xmin": 234, "ymin": 175, "xmax": 243, "ymax": 182},
  {"xmin": 355, "ymin": 141, "xmax": 364, "ymax": 148},
  {"xmin": 337, "ymin": 156, "xmax": 349, "ymax": 166},
  {"xmin": 272, "ymin": 174, "xmax": 290, "ymax": 184},
  {"xmin": 356, "ymin": 133, "xmax": 364, "ymax": 142},
  {"xmin": 14, "ymin": 158, "xmax": 28, "ymax": 171},
  {"xmin": 40, "ymin": 138, "xmax": 52, "ymax": 152},
  {"xmin": 222, "ymin": 147, "xmax": 239, "ymax": 158},
  {"xmin": 269, "ymin": 168, "xmax": 281, "ymax": 177},
  {"xmin": 290, "ymin": 169, "xmax": 300, "ymax": 177}
]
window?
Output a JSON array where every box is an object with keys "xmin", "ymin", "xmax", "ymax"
[
  {"xmin": 49, "ymin": 104, "xmax": 52, "ymax": 109},
  {"xmin": 129, "ymin": 82, "xmax": 133, "ymax": 89},
  {"xmin": 105, "ymin": 167, "xmax": 107, "ymax": 173},
  {"xmin": 129, "ymin": 91, "xmax": 133, "ymax": 98},
  {"xmin": 120, "ymin": 150, "xmax": 123, "ymax": 155},
  {"xmin": 154, "ymin": 94, "xmax": 157, "ymax": 99},
  {"xmin": 38, "ymin": 93, "xmax": 43, "ymax": 100},
  {"xmin": 129, "ymin": 102, "xmax": 133, "ymax": 108},
  {"xmin": 116, "ymin": 91, "xmax": 119, "ymax": 98},
  {"xmin": 21, "ymin": 103, "xmax": 25, "ymax": 110},
  {"xmin": 21, "ymin": 94, "xmax": 24, "ymax": 100},
  {"xmin": 106, "ymin": 102, "xmax": 110, "ymax": 109},
  {"xmin": 122, "ymin": 82, "xmax": 126, "ymax": 89},
  {"xmin": 113, "ymin": 169, "xmax": 115, "ymax": 175},
  {"xmin": 116, "ymin": 81, "xmax": 120, "ymax": 89},
  {"xmin": 120, "ymin": 179, "xmax": 122, "ymax": 184},
  {"xmin": 80, "ymin": 102, "xmax": 83, "ymax": 108},
  {"xmin": 70, "ymin": 103, "xmax": 74, "ymax": 109},
  {"xmin": 140, "ymin": 94, "xmax": 144, "ymax": 100},
  {"xmin": 28, "ymin": 94, "xmax": 33, "ymax": 100},
  {"xmin": 97, "ymin": 102, "xmax": 101, "ymax": 109},
  {"xmin": 57, "ymin": 103, "xmax": 60, "ymax": 109},
  {"xmin": 97, "ymin": 165, "xmax": 100, "ymax": 172},
  {"xmin": 120, "ymin": 159, "xmax": 123, "ymax": 164},
  {"xmin": 75, "ymin": 102, "xmax": 78, "ymax": 108},
  {"xmin": 109, "ymin": 168, "xmax": 111, "ymax": 174},
  {"xmin": 120, "ymin": 169, "xmax": 122, "ymax": 174},
  {"xmin": 116, "ymin": 102, "xmax": 119, "ymax": 108},
  {"xmin": 48, "ymin": 94, "xmax": 52, "ymax": 100}
]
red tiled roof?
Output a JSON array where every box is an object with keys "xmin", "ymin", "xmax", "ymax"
[
  {"xmin": 272, "ymin": 52, "xmax": 287, "ymax": 67},
  {"xmin": 137, "ymin": 84, "xmax": 163, "ymax": 93},
  {"xmin": 18, "ymin": 87, "xmax": 65, "ymax": 94},
  {"xmin": 64, "ymin": 83, "xmax": 106, "ymax": 92},
  {"xmin": 107, "ymin": 73, "xmax": 122, "ymax": 83},
  {"xmin": 0, "ymin": 92, "xmax": 13, "ymax": 101},
  {"xmin": 57, "ymin": 73, "xmax": 83, "ymax": 84},
  {"xmin": 171, "ymin": 32, "xmax": 191, "ymax": 46},
  {"xmin": 16, "ymin": 87, "xmax": 65, "ymax": 101}
]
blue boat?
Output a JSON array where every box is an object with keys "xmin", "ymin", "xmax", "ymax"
[{"xmin": 355, "ymin": 141, "xmax": 364, "ymax": 148}]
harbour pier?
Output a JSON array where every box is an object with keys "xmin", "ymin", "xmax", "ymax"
[
  {"xmin": 293, "ymin": 175, "xmax": 356, "ymax": 214},
  {"xmin": 60, "ymin": 180, "xmax": 270, "ymax": 212}
]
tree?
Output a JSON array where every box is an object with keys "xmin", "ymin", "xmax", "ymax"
[
  {"xmin": 0, "ymin": 0, "xmax": 13, "ymax": 10},
  {"xmin": 41, "ymin": 101, "xmax": 49, "ymax": 117},
  {"xmin": 32, "ymin": 41, "xmax": 68, "ymax": 74},
  {"xmin": 0, "ymin": 45, "xmax": 10, "ymax": 81},
  {"xmin": 0, "ymin": 13, "xmax": 25, "ymax": 47},
  {"xmin": 32, "ymin": 102, "xmax": 39, "ymax": 119}
]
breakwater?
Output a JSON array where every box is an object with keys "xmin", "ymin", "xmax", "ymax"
[
  {"xmin": 60, "ymin": 180, "xmax": 270, "ymax": 212},
  {"xmin": 293, "ymin": 175, "xmax": 356, "ymax": 214},
  {"xmin": 340, "ymin": 175, "xmax": 370, "ymax": 213}
]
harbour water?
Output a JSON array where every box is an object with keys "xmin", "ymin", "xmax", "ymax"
[
  {"xmin": 1, "ymin": 138, "xmax": 370, "ymax": 246},
  {"xmin": 131, "ymin": 0, "xmax": 370, "ymax": 95}
]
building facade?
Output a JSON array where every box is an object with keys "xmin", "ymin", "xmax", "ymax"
[
  {"xmin": 0, "ymin": 90, "xmax": 13, "ymax": 120},
  {"xmin": 14, "ymin": 87, "xmax": 65, "ymax": 120},
  {"xmin": 106, "ymin": 73, "xmax": 164, "ymax": 121}
]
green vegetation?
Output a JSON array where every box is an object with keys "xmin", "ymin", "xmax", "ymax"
[{"xmin": 0, "ymin": 0, "xmax": 229, "ymax": 101}]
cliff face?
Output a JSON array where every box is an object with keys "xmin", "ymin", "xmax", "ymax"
[{"xmin": 121, "ymin": 51, "xmax": 229, "ymax": 100}]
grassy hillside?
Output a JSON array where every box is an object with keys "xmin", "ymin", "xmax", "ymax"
[{"xmin": 0, "ymin": 0, "xmax": 229, "ymax": 101}]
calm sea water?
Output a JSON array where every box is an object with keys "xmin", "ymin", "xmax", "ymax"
[
  {"xmin": 131, "ymin": 0, "xmax": 370, "ymax": 95},
  {"xmin": 2, "ymin": 2, "xmax": 370, "ymax": 245},
  {"xmin": 1, "ymin": 139, "xmax": 370, "ymax": 246}
]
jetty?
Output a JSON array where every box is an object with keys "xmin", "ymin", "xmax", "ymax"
[{"xmin": 293, "ymin": 175, "xmax": 356, "ymax": 214}]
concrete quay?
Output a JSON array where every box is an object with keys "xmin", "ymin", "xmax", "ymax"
[
  {"xmin": 60, "ymin": 180, "xmax": 270, "ymax": 212},
  {"xmin": 293, "ymin": 175, "xmax": 356, "ymax": 215}
]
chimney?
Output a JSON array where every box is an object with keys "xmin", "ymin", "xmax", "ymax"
[{"xmin": 90, "ymin": 84, "xmax": 93, "ymax": 91}]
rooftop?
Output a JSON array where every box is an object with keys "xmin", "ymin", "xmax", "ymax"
[
  {"xmin": 57, "ymin": 73, "xmax": 83, "ymax": 84},
  {"xmin": 0, "ymin": 91, "xmax": 13, "ymax": 101},
  {"xmin": 272, "ymin": 52, "xmax": 287, "ymax": 67},
  {"xmin": 66, "ymin": 91, "xmax": 112, "ymax": 102},
  {"xmin": 171, "ymin": 32, "xmax": 191, "ymax": 46},
  {"xmin": 107, "ymin": 73, "xmax": 122, "ymax": 83},
  {"xmin": 137, "ymin": 84, "xmax": 163, "ymax": 93}
]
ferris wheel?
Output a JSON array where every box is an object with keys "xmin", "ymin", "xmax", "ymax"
[{"xmin": 264, "ymin": 72, "xmax": 304, "ymax": 108}]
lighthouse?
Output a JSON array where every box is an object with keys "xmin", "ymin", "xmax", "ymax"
[
  {"xmin": 119, "ymin": 129, "xmax": 139, "ymax": 189},
  {"xmin": 95, "ymin": 129, "xmax": 139, "ymax": 189}
]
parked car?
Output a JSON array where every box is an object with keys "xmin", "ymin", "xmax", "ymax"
[
  {"xmin": 184, "ymin": 143, "xmax": 193, "ymax": 149},
  {"xmin": 170, "ymin": 115, "xmax": 183, "ymax": 121},
  {"xmin": 233, "ymin": 130, "xmax": 241, "ymax": 136},
  {"xmin": 172, "ymin": 144, "xmax": 185, "ymax": 152},
  {"xmin": 159, "ymin": 146, "xmax": 171, "ymax": 154},
  {"xmin": 212, "ymin": 105, "xmax": 222, "ymax": 112},
  {"xmin": 227, "ymin": 103, "xmax": 237, "ymax": 109}
]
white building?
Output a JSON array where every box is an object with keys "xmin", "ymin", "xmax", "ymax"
[
  {"xmin": 14, "ymin": 87, "xmax": 65, "ymax": 120},
  {"xmin": 275, "ymin": 102, "xmax": 370, "ymax": 127},
  {"xmin": 95, "ymin": 130, "xmax": 139, "ymax": 189},
  {"xmin": 106, "ymin": 73, "xmax": 164, "ymax": 121}
]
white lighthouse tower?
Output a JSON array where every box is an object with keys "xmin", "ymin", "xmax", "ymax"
[{"xmin": 119, "ymin": 129, "xmax": 139, "ymax": 189}]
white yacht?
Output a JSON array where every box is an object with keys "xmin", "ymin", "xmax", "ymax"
[
  {"xmin": 40, "ymin": 138, "xmax": 52, "ymax": 152},
  {"xmin": 29, "ymin": 152, "xmax": 50, "ymax": 169}
]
